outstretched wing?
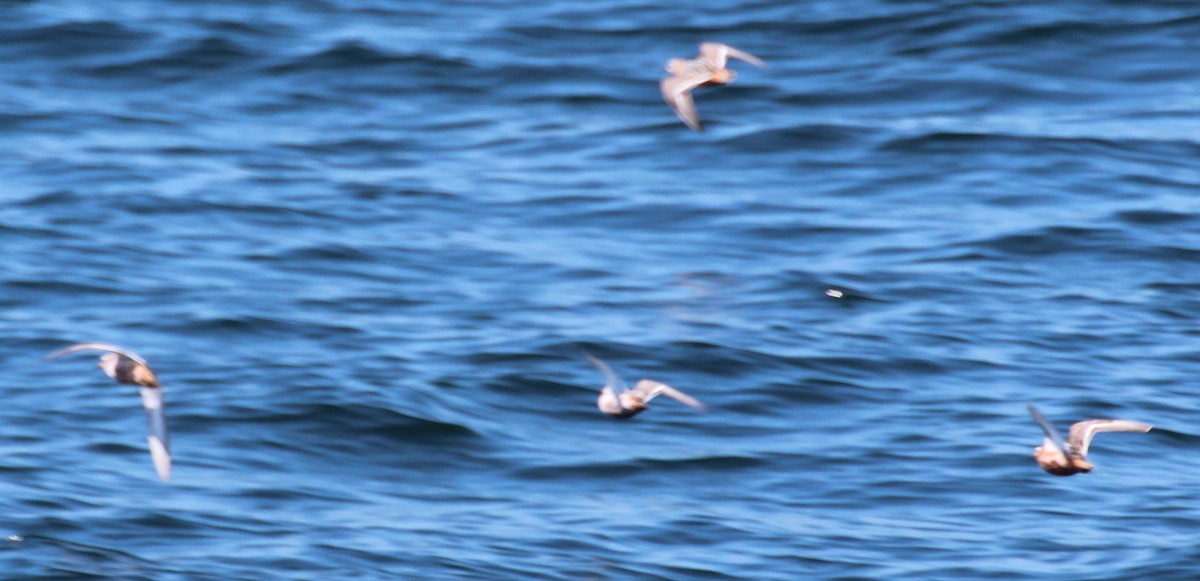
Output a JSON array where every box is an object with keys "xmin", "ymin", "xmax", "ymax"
[
  {"xmin": 583, "ymin": 352, "xmax": 628, "ymax": 393},
  {"xmin": 660, "ymin": 75, "xmax": 710, "ymax": 132},
  {"xmin": 1068, "ymin": 419, "xmax": 1151, "ymax": 457},
  {"xmin": 635, "ymin": 380, "xmax": 705, "ymax": 412},
  {"xmin": 699, "ymin": 42, "xmax": 765, "ymax": 69},
  {"xmin": 140, "ymin": 387, "xmax": 171, "ymax": 482},
  {"xmin": 1027, "ymin": 404, "xmax": 1070, "ymax": 454},
  {"xmin": 47, "ymin": 342, "xmax": 149, "ymax": 367}
]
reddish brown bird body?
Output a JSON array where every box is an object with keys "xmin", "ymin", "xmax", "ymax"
[
  {"xmin": 1033, "ymin": 445, "xmax": 1094, "ymax": 476},
  {"xmin": 106, "ymin": 354, "xmax": 160, "ymax": 387}
]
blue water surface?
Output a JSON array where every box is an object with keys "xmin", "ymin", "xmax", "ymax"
[{"xmin": 2, "ymin": 1, "xmax": 1200, "ymax": 579}]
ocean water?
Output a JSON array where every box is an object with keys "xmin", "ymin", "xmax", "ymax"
[{"xmin": 2, "ymin": 1, "xmax": 1200, "ymax": 579}]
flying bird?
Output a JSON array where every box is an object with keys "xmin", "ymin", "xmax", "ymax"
[
  {"xmin": 1027, "ymin": 403, "xmax": 1150, "ymax": 476},
  {"xmin": 660, "ymin": 42, "xmax": 765, "ymax": 132},
  {"xmin": 584, "ymin": 353, "xmax": 705, "ymax": 419},
  {"xmin": 47, "ymin": 342, "xmax": 171, "ymax": 481}
]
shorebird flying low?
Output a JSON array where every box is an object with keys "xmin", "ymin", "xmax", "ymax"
[
  {"xmin": 1027, "ymin": 403, "xmax": 1150, "ymax": 476},
  {"xmin": 584, "ymin": 353, "xmax": 705, "ymax": 419},
  {"xmin": 47, "ymin": 342, "xmax": 171, "ymax": 481},
  {"xmin": 660, "ymin": 42, "xmax": 765, "ymax": 132}
]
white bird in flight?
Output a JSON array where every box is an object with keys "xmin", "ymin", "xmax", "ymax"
[
  {"xmin": 584, "ymin": 352, "xmax": 705, "ymax": 419},
  {"xmin": 661, "ymin": 42, "xmax": 766, "ymax": 132},
  {"xmin": 47, "ymin": 342, "xmax": 171, "ymax": 481},
  {"xmin": 1027, "ymin": 403, "xmax": 1150, "ymax": 476}
]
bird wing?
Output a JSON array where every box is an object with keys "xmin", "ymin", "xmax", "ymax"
[
  {"xmin": 1068, "ymin": 419, "xmax": 1151, "ymax": 457},
  {"xmin": 699, "ymin": 42, "xmax": 765, "ymax": 69},
  {"xmin": 1027, "ymin": 404, "xmax": 1070, "ymax": 455},
  {"xmin": 584, "ymin": 352, "xmax": 630, "ymax": 414},
  {"xmin": 584, "ymin": 352, "xmax": 628, "ymax": 393},
  {"xmin": 140, "ymin": 387, "xmax": 171, "ymax": 482},
  {"xmin": 660, "ymin": 74, "xmax": 711, "ymax": 132},
  {"xmin": 634, "ymin": 379, "xmax": 705, "ymax": 412},
  {"xmin": 47, "ymin": 342, "xmax": 149, "ymax": 367}
]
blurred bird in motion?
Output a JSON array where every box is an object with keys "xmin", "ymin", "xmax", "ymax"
[
  {"xmin": 584, "ymin": 352, "xmax": 705, "ymax": 418},
  {"xmin": 1027, "ymin": 403, "xmax": 1150, "ymax": 476},
  {"xmin": 661, "ymin": 42, "xmax": 765, "ymax": 132},
  {"xmin": 47, "ymin": 342, "xmax": 171, "ymax": 481}
]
